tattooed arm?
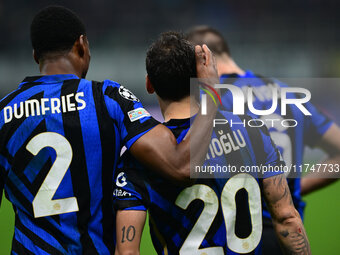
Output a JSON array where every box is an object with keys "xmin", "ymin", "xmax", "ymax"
[
  {"xmin": 115, "ymin": 210, "xmax": 146, "ymax": 255},
  {"xmin": 263, "ymin": 174, "xmax": 311, "ymax": 255}
]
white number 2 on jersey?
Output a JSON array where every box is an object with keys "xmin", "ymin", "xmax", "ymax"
[
  {"xmin": 26, "ymin": 132, "xmax": 79, "ymax": 218},
  {"xmin": 175, "ymin": 173, "xmax": 262, "ymax": 254}
]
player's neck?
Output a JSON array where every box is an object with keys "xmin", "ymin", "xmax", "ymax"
[
  {"xmin": 158, "ymin": 96, "xmax": 199, "ymax": 122},
  {"xmin": 39, "ymin": 57, "xmax": 82, "ymax": 78},
  {"xmin": 216, "ymin": 55, "xmax": 245, "ymax": 77}
]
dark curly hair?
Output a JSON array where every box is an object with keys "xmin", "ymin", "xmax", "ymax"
[
  {"xmin": 146, "ymin": 31, "xmax": 197, "ymax": 101},
  {"xmin": 31, "ymin": 6, "xmax": 86, "ymax": 60}
]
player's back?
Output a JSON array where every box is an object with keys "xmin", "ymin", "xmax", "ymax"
[
  {"xmin": 0, "ymin": 74, "xmax": 125, "ymax": 254},
  {"xmin": 114, "ymin": 111, "xmax": 284, "ymax": 255},
  {"xmin": 220, "ymin": 71, "xmax": 332, "ymax": 218}
]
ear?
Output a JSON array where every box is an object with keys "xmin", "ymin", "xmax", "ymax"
[
  {"xmin": 33, "ymin": 50, "xmax": 39, "ymax": 64},
  {"xmin": 74, "ymin": 35, "xmax": 86, "ymax": 58},
  {"xmin": 146, "ymin": 75, "xmax": 155, "ymax": 94}
]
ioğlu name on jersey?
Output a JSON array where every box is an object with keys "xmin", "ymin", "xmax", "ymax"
[{"xmin": 206, "ymin": 128, "xmax": 246, "ymax": 160}]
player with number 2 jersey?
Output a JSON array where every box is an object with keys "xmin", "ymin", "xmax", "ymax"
[{"xmin": 0, "ymin": 7, "xmax": 219, "ymax": 255}]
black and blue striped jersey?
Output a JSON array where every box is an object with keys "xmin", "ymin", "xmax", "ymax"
[
  {"xmin": 0, "ymin": 74, "xmax": 158, "ymax": 254},
  {"xmin": 113, "ymin": 111, "xmax": 285, "ymax": 255},
  {"xmin": 220, "ymin": 71, "xmax": 333, "ymax": 220}
]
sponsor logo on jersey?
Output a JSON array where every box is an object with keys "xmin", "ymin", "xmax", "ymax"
[
  {"xmin": 116, "ymin": 172, "xmax": 128, "ymax": 187},
  {"xmin": 113, "ymin": 189, "xmax": 131, "ymax": 197},
  {"xmin": 127, "ymin": 108, "xmax": 150, "ymax": 122}
]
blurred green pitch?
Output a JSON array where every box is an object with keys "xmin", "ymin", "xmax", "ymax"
[{"xmin": 1, "ymin": 181, "xmax": 339, "ymax": 255}]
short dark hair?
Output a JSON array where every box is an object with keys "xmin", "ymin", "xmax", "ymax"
[
  {"xmin": 186, "ymin": 26, "xmax": 230, "ymax": 56},
  {"xmin": 31, "ymin": 6, "xmax": 86, "ymax": 60},
  {"xmin": 146, "ymin": 31, "xmax": 197, "ymax": 101}
]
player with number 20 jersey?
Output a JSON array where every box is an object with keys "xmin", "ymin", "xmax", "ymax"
[
  {"xmin": 114, "ymin": 111, "xmax": 285, "ymax": 254},
  {"xmin": 112, "ymin": 32, "xmax": 299, "ymax": 255}
]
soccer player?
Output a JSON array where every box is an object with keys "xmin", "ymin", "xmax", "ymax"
[
  {"xmin": 0, "ymin": 7, "xmax": 219, "ymax": 254},
  {"xmin": 113, "ymin": 32, "xmax": 311, "ymax": 255},
  {"xmin": 187, "ymin": 26, "xmax": 340, "ymax": 254}
]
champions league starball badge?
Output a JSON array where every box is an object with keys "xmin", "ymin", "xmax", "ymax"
[{"xmin": 119, "ymin": 86, "xmax": 140, "ymax": 102}]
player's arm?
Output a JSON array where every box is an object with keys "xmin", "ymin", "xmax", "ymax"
[
  {"xmin": 301, "ymin": 123, "xmax": 340, "ymax": 196},
  {"xmin": 263, "ymin": 174, "xmax": 311, "ymax": 255},
  {"xmin": 115, "ymin": 210, "xmax": 146, "ymax": 255},
  {"xmin": 113, "ymin": 157, "xmax": 148, "ymax": 255},
  {"xmin": 259, "ymin": 124, "xmax": 311, "ymax": 254},
  {"xmin": 130, "ymin": 45, "xmax": 219, "ymax": 181}
]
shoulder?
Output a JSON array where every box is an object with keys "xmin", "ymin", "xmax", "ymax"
[
  {"xmin": 218, "ymin": 111, "xmax": 271, "ymax": 139},
  {"xmin": 100, "ymin": 80, "xmax": 140, "ymax": 102},
  {"xmin": 217, "ymin": 110, "xmax": 253, "ymax": 126},
  {"xmin": 89, "ymin": 80, "xmax": 126, "ymax": 103},
  {"xmin": 102, "ymin": 80, "xmax": 121, "ymax": 89},
  {"xmin": 247, "ymin": 74, "xmax": 289, "ymax": 89},
  {"xmin": 89, "ymin": 79, "xmax": 121, "ymax": 93},
  {"xmin": 0, "ymin": 88, "xmax": 21, "ymax": 107}
]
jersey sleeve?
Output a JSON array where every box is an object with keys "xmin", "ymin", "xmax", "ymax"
[
  {"xmin": 102, "ymin": 80, "xmax": 159, "ymax": 149},
  {"xmin": 303, "ymin": 101, "xmax": 333, "ymax": 147},
  {"xmin": 113, "ymin": 153, "xmax": 149, "ymax": 211}
]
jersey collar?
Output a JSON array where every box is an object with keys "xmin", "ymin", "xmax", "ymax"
[
  {"xmin": 220, "ymin": 70, "xmax": 255, "ymax": 79},
  {"xmin": 20, "ymin": 74, "xmax": 80, "ymax": 87},
  {"xmin": 164, "ymin": 117, "xmax": 191, "ymax": 127}
]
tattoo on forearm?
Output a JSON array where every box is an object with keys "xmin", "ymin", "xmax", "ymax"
[
  {"xmin": 121, "ymin": 225, "xmax": 136, "ymax": 243},
  {"xmin": 279, "ymin": 230, "xmax": 289, "ymax": 238},
  {"xmin": 264, "ymin": 174, "xmax": 293, "ymax": 206},
  {"xmin": 280, "ymin": 227, "xmax": 311, "ymax": 255},
  {"xmin": 264, "ymin": 175, "xmax": 311, "ymax": 254}
]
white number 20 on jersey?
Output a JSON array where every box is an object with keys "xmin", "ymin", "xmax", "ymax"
[
  {"xmin": 26, "ymin": 132, "xmax": 79, "ymax": 218},
  {"xmin": 175, "ymin": 173, "xmax": 262, "ymax": 254}
]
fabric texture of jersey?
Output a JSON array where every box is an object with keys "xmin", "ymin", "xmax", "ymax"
[
  {"xmin": 113, "ymin": 111, "xmax": 285, "ymax": 255},
  {"xmin": 220, "ymin": 71, "xmax": 333, "ymax": 220},
  {"xmin": 0, "ymin": 74, "xmax": 158, "ymax": 255}
]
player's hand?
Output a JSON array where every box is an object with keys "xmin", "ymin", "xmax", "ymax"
[{"xmin": 195, "ymin": 44, "xmax": 219, "ymax": 83}]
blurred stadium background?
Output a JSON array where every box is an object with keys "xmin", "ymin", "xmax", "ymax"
[{"xmin": 0, "ymin": 0, "xmax": 340, "ymax": 254}]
